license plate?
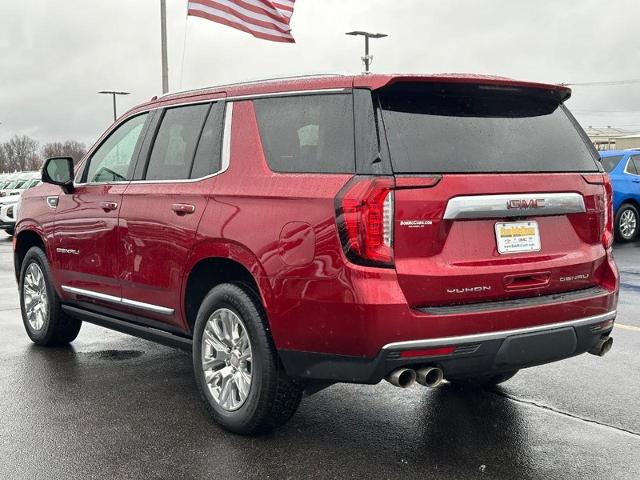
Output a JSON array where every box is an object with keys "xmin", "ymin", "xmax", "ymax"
[{"xmin": 495, "ymin": 221, "xmax": 541, "ymax": 254}]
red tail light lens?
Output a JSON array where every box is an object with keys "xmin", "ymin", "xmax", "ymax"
[
  {"xmin": 602, "ymin": 175, "xmax": 614, "ymax": 248},
  {"xmin": 336, "ymin": 177, "xmax": 394, "ymax": 267}
]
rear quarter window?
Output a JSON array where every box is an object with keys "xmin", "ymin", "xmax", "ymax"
[
  {"xmin": 253, "ymin": 94, "xmax": 355, "ymax": 174},
  {"xmin": 599, "ymin": 155, "xmax": 624, "ymax": 173}
]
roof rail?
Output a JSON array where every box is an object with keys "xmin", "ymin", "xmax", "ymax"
[{"xmin": 159, "ymin": 73, "xmax": 348, "ymax": 99}]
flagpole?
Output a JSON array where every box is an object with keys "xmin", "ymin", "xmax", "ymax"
[
  {"xmin": 161, "ymin": 0, "xmax": 169, "ymax": 94},
  {"xmin": 179, "ymin": 7, "xmax": 189, "ymax": 89}
]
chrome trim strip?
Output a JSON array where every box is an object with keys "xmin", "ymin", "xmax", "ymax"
[
  {"xmin": 226, "ymin": 88, "xmax": 349, "ymax": 102},
  {"xmin": 61, "ymin": 286, "xmax": 175, "ymax": 315},
  {"xmin": 221, "ymin": 102, "xmax": 233, "ymax": 171},
  {"xmin": 382, "ymin": 310, "xmax": 616, "ymax": 351},
  {"xmin": 443, "ymin": 192, "xmax": 586, "ymax": 220}
]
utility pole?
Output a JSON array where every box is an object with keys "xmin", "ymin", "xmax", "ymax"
[
  {"xmin": 161, "ymin": 0, "xmax": 169, "ymax": 94},
  {"xmin": 346, "ymin": 31, "xmax": 388, "ymax": 73},
  {"xmin": 98, "ymin": 91, "xmax": 131, "ymax": 122}
]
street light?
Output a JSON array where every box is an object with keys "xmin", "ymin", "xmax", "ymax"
[
  {"xmin": 98, "ymin": 90, "xmax": 131, "ymax": 122},
  {"xmin": 346, "ymin": 31, "xmax": 388, "ymax": 73}
]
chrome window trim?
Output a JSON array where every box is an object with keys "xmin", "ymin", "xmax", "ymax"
[
  {"xmin": 382, "ymin": 310, "xmax": 616, "ymax": 351},
  {"xmin": 443, "ymin": 192, "xmax": 586, "ymax": 220},
  {"xmin": 61, "ymin": 286, "xmax": 174, "ymax": 315},
  {"xmin": 624, "ymin": 157, "xmax": 640, "ymax": 176}
]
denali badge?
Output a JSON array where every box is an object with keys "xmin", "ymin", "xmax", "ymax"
[
  {"xmin": 56, "ymin": 248, "xmax": 80, "ymax": 255},
  {"xmin": 506, "ymin": 198, "xmax": 546, "ymax": 209},
  {"xmin": 400, "ymin": 220, "xmax": 433, "ymax": 228},
  {"xmin": 560, "ymin": 274, "xmax": 590, "ymax": 282},
  {"xmin": 447, "ymin": 286, "xmax": 492, "ymax": 294}
]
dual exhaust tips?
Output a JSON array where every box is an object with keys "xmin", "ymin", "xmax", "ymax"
[{"xmin": 385, "ymin": 367, "xmax": 444, "ymax": 389}]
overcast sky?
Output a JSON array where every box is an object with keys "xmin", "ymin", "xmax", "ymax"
[{"xmin": 1, "ymin": 0, "xmax": 640, "ymax": 146}]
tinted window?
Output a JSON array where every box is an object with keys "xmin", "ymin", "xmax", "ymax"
[
  {"xmin": 600, "ymin": 155, "xmax": 624, "ymax": 173},
  {"xmin": 145, "ymin": 104, "xmax": 210, "ymax": 181},
  {"xmin": 628, "ymin": 156, "xmax": 640, "ymax": 175},
  {"xmin": 254, "ymin": 94, "xmax": 355, "ymax": 173},
  {"xmin": 84, "ymin": 113, "xmax": 148, "ymax": 183},
  {"xmin": 190, "ymin": 102, "xmax": 224, "ymax": 179},
  {"xmin": 379, "ymin": 83, "xmax": 599, "ymax": 173}
]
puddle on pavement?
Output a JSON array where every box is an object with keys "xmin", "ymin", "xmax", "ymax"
[{"xmin": 79, "ymin": 350, "xmax": 144, "ymax": 361}]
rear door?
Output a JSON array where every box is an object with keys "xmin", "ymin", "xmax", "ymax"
[
  {"xmin": 118, "ymin": 100, "xmax": 226, "ymax": 329},
  {"xmin": 377, "ymin": 82, "xmax": 607, "ymax": 307}
]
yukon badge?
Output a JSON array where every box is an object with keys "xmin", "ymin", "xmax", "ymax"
[
  {"xmin": 506, "ymin": 198, "xmax": 546, "ymax": 210},
  {"xmin": 447, "ymin": 286, "xmax": 492, "ymax": 294}
]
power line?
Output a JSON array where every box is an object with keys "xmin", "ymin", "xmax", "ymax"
[{"xmin": 562, "ymin": 79, "xmax": 640, "ymax": 87}]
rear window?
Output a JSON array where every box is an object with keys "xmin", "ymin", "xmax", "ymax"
[
  {"xmin": 253, "ymin": 94, "xmax": 355, "ymax": 173},
  {"xmin": 378, "ymin": 83, "xmax": 599, "ymax": 173},
  {"xmin": 599, "ymin": 155, "xmax": 624, "ymax": 173}
]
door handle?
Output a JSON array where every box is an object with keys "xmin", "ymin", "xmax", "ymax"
[
  {"xmin": 171, "ymin": 203, "xmax": 196, "ymax": 215},
  {"xmin": 100, "ymin": 201, "xmax": 118, "ymax": 211},
  {"xmin": 633, "ymin": 179, "xmax": 640, "ymax": 183}
]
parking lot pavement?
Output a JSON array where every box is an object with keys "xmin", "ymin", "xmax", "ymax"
[{"xmin": 0, "ymin": 232, "xmax": 638, "ymax": 480}]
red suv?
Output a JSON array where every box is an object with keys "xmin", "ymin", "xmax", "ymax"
[{"xmin": 14, "ymin": 74, "xmax": 618, "ymax": 434}]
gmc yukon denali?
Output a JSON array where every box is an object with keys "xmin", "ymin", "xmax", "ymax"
[{"xmin": 14, "ymin": 74, "xmax": 618, "ymax": 434}]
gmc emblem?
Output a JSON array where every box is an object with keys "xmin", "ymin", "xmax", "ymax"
[{"xmin": 506, "ymin": 198, "xmax": 546, "ymax": 209}]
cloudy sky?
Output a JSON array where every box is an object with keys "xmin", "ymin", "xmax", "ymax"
[{"xmin": 1, "ymin": 0, "xmax": 640, "ymax": 146}]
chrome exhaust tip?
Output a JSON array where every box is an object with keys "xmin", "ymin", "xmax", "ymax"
[
  {"xmin": 385, "ymin": 368, "xmax": 417, "ymax": 388},
  {"xmin": 416, "ymin": 367, "xmax": 444, "ymax": 388},
  {"xmin": 589, "ymin": 336, "xmax": 613, "ymax": 357}
]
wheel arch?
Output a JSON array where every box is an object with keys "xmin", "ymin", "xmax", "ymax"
[
  {"xmin": 182, "ymin": 240, "xmax": 271, "ymax": 333},
  {"xmin": 13, "ymin": 226, "xmax": 47, "ymax": 282}
]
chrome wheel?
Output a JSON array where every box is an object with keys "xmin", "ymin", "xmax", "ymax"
[
  {"xmin": 23, "ymin": 262, "xmax": 48, "ymax": 331},
  {"xmin": 201, "ymin": 308, "xmax": 253, "ymax": 412},
  {"xmin": 620, "ymin": 209, "xmax": 637, "ymax": 239}
]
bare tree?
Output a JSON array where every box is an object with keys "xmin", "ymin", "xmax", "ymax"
[
  {"xmin": 2, "ymin": 135, "xmax": 40, "ymax": 172},
  {"xmin": 42, "ymin": 140, "xmax": 87, "ymax": 165},
  {"xmin": 0, "ymin": 143, "xmax": 6, "ymax": 173}
]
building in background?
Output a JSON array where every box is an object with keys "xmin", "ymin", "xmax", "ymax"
[{"xmin": 584, "ymin": 126, "xmax": 639, "ymax": 151}]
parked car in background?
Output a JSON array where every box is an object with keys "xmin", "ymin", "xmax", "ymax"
[
  {"xmin": 0, "ymin": 171, "xmax": 41, "ymax": 236},
  {"xmin": 14, "ymin": 74, "xmax": 618, "ymax": 434},
  {"xmin": 599, "ymin": 150, "xmax": 640, "ymax": 241}
]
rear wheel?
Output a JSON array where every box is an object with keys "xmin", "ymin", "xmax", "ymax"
[
  {"xmin": 447, "ymin": 370, "xmax": 519, "ymax": 388},
  {"xmin": 19, "ymin": 247, "xmax": 82, "ymax": 346},
  {"xmin": 192, "ymin": 283, "xmax": 302, "ymax": 435},
  {"xmin": 615, "ymin": 203, "xmax": 639, "ymax": 242}
]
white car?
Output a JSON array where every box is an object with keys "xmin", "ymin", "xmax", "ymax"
[{"xmin": 0, "ymin": 173, "xmax": 41, "ymax": 236}]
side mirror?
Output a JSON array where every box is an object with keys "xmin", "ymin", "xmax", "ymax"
[{"xmin": 42, "ymin": 157, "xmax": 74, "ymax": 193}]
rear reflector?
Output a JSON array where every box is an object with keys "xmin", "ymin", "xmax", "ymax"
[
  {"xmin": 399, "ymin": 346, "xmax": 455, "ymax": 358},
  {"xmin": 602, "ymin": 175, "xmax": 614, "ymax": 248}
]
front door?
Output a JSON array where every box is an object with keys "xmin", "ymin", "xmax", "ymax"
[{"xmin": 53, "ymin": 112, "xmax": 150, "ymax": 308}]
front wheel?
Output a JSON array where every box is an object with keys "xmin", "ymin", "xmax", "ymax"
[
  {"xmin": 19, "ymin": 247, "xmax": 82, "ymax": 346},
  {"xmin": 615, "ymin": 203, "xmax": 639, "ymax": 242},
  {"xmin": 192, "ymin": 283, "xmax": 302, "ymax": 435}
]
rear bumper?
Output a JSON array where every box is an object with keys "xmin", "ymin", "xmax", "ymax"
[{"xmin": 279, "ymin": 309, "xmax": 616, "ymax": 384}]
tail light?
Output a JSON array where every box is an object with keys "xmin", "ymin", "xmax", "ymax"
[
  {"xmin": 602, "ymin": 175, "xmax": 614, "ymax": 248},
  {"xmin": 335, "ymin": 176, "xmax": 394, "ymax": 267}
]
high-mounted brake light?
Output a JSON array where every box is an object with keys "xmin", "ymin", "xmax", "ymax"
[
  {"xmin": 602, "ymin": 175, "xmax": 614, "ymax": 248},
  {"xmin": 336, "ymin": 177, "xmax": 394, "ymax": 267}
]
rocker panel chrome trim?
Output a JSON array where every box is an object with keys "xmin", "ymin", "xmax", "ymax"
[{"xmin": 61, "ymin": 286, "xmax": 174, "ymax": 315}]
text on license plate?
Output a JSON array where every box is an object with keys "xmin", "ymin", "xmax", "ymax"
[{"xmin": 495, "ymin": 221, "xmax": 541, "ymax": 254}]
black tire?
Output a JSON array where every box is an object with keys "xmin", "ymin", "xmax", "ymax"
[
  {"xmin": 19, "ymin": 246, "xmax": 82, "ymax": 346},
  {"xmin": 4, "ymin": 228, "xmax": 14, "ymax": 236},
  {"xmin": 192, "ymin": 283, "xmax": 302, "ymax": 435},
  {"xmin": 447, "ymin": 370, "xmax": 519, "ymax": 389},
  {"xmin": 615, "ymin": 203, "xmax": 639, "ymax": 242}
]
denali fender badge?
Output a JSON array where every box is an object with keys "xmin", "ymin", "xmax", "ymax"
[
  {"xmin": 447, "ymin": 286, "xmax": 492, "ymax": 294},
  {"xmin": 506, "ymin": 198, "xmax": 546, "ymax": 209},
  {"xmin": 56, "ymin": 248, "xmax": 80, "ymax": 255},
  {"xmin": 560, "ymin": 274, "xmax": 590, "ymax": 282},
  {"xmin": 400, "ymin": 220, "xmax": 433, "ymax": 228}
]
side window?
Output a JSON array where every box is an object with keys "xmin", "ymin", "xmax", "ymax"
[
  {"xmin": 190, "ymin": 102, "xmax": 225, "ymax": 179},
  {"xmin": 253, "ymin": 94, "xmax": 355, "ymax": 173},
  {"xmin": 144, "ymin": 103, "xmax": 210, "ymax": 181},
  {"xmin": 84, "ymin": 113, "xmax": 148, "ymax": 183},
  {"xmin": 628, "ymin": 156, "xmax": 640, "ymax": 175}
]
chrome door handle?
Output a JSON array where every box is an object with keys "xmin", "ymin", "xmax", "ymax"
[
  {"xmin": 100, "ymin": 201, "xmax": 118, "ymax": 211},
  {"xmin": 171, "ymin": 203, "xmax": 196, "ymax": 215}
]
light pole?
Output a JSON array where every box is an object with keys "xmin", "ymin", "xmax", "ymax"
[
  {"xmin": 98, "ymin": 91, "xmax": 131, "ymax": 122},
  {"xmin": 160, "ymin": 0, "xmax": 169, "ymax": 94},
  {"xmin": 346, "ymin": 31, "xmax": 388, "ymax": 73}
]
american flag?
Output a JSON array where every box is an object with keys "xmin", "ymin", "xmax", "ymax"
[{"xmin": 187, "ymin": 0, "xmax": 297, "ymax": 43}]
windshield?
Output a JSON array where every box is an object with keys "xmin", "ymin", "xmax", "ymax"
[
  {"xmin": 599, "ymin": 155, "xmax": 624, "ymax": 173},
  {"xmin": 378, "ymin": 83, "xmax": 600, "ymax": 173}
]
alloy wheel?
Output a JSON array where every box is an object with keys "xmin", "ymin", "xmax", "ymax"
[
  {"xmin": 23, "ymin": 262, "xmax": 48, "ymax": 331},
  {"xmin": 620, "ymin": 209, "xmax": 637, "ymax": 239},
  {"xmin": 201, "ymin": 308, "xmax": 253, "ymax": 412}
]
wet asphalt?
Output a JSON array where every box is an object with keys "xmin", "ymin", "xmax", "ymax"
[{"xmin": 0, "ymin": 233, "xmax": 638, "ymax": 480}]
